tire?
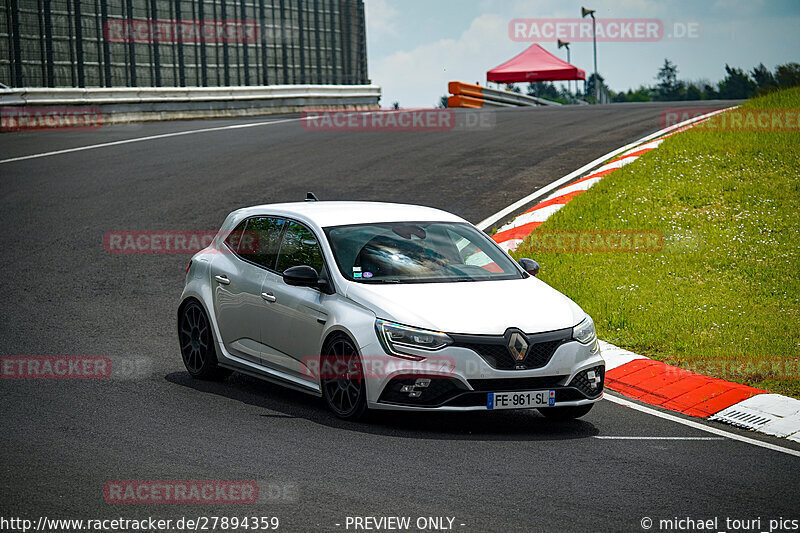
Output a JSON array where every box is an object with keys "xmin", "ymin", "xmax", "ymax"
[
  {"xmin": 537, "ymin": 404, "xmax": 593, "ymax": 420},
  {"xmin": 320, "ymin": 335, "xmax": 367, "ymax": 420},
  {"xmin": 178, "ymin": 300, "xmax": 231, "ymax": 381}
]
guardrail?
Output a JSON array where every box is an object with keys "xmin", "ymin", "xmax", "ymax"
[
  {"xmin": 0, "ymin": 85, "xmax": 381, "ymax": 124},
  {"xmin": 447, "ymin": 81, "xmax": 561, "ymax": 108}
]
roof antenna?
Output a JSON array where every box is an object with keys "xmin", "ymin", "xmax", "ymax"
[{"xmin": 305, "ymin": 192, "xmax": 319, "ymax": 202}]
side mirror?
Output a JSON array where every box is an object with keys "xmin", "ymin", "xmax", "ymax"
[
  {"xmin": 283, "ymin": 265, "xmax": 320, "ymax": 287},
  {"xmin": 518, "ymin": 258, "xmax": 540, "ymax": 276}
]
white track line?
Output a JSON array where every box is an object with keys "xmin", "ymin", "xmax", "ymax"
[
  {"xmin": 496, "ymin": 203, "xmax": 565, "ymax": 231},
  {"xmin": 0, "ymin": 117, "xmax": 303, "ymax": 164},
  {"xmin": 604, "ymin": 393, "xmax": 800, "ymax": 458},
  {"xmin": 593, "ymin": 436, "xmax": 725, "ymax": 440},
  {"xmin": 0, "ymin": 109, "xmax": 394, "ymax": 165},
  {"xmin": 476, "ymin": 107, "xmax": 732, "ymax": 231}
]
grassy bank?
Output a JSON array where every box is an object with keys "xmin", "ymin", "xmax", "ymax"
[{"xmin": 512, "ymin": 88, "xmax": 800, "ymax": 398}]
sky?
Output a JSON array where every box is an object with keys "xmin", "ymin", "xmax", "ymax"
[{"xmin": 364, "ymin": 0, "xmax": 800, "ymax": 108}]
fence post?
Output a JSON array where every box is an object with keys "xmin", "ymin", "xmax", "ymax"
[
  {"xmin": 124, "ymin": 0, "xmax": 136, "ymax": 86},
  {"xmin": 149, "ymin": 0, "xmax": 161, "ymax": 86},
  {"xmin": 174, "ymin": 0, "xmax": 185, "ymax": 86},
  {"xmin": 9, "ymin": 0, "xmax": 24, "ymax": 86}
]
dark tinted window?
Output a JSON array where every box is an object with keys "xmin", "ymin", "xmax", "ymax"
[
  {"xmin": 276, "ymin": 221, "xmax": 324, "ymax": 274},
  {"xmin": 239, "ymin": 217, "xmax": 286, "ymax": 269},
  {"xmin": 224, "ymin": 220, "xmax": 248, "ymax": 252},
  {"xmin": 325, "ymin": 222, "xmax": 523, "ymax": 283}
]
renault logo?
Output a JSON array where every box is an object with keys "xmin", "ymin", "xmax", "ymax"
[{"xmin": 508, "ymin": 332, "xmax": 529, "ymax": 361}]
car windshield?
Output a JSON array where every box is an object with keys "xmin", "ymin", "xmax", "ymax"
[{"xmin": 324, "ymin": 222, "xmax": 525, "ymax": 284}]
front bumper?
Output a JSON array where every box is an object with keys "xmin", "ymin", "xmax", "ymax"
[{"xmin": 362, "ymin": 332, "xmax": 605, "ymax": 412}]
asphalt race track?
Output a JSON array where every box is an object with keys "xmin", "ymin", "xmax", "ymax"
[{"xmin": 1, "ymin": 101, "xmax": 798, "ymax": 532}]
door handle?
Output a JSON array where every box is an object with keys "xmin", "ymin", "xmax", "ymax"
[
  {"xmin": 214, "ymin": 275, "xmax": 231, "ymax": 285},
  {"xmin": 261, "ymin": 292, "xmax": 277, "ymax": 303}
]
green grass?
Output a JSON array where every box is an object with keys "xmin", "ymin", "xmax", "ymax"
[{"xmin": 511, "ymin": 88, "xmax": 800, "ymax": 398}]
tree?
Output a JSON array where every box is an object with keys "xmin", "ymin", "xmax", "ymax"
[
  {"xmin": 611, "ymin": 86, "xmax": 652, "ymax": 102},
  {"xmin": 391, "ymin": 101, "xmax": 400, "ymax": 110},
  {"xmin": 655, "ymin": 59, "xmax": 685, "ymax": 101},
  {"xmin": 685, "ymin": 84, "xmax": 703, "ymax": 100},
  {"xmin": 527, "ymin": 81, "xmax": 560, "ymax": 100},
  {"xmin": 717, "ymin": 65, "xmax": 755, "ymax": 99},
  {"xmin": 629, "ymin": 86, "xmax": 653, "ymax": 102},
  {"xmin": 599, "ymin": 60, "xmax": 793, "ymax": 105},
  {"xmin": 558, "ymin": 83, "xmax": 575, "ymax": 100},
  {"xmin": 586, "ymin": 73, "xmax": 609, "ymax": 103},
  {"xmin": 437, "ymin": 95, "xmax": 448, "ymax": 108},
  {"xmin": 751, "ymin": 63, "xmax": 777, "ymax": 89},
  {"xmin": 506, "ymin": 83, "xmax": 522, "ymax": 94},
  {"xmin": 750, "ymin": 63, "xmax": 778, "ymax": 96},
  {"xmin": 702, "ymin": 83, "xmax": 718, "ymax": 100},
  {"xmin": 775, "ymin": 63, "xmax": 800, "ymax": 88}
]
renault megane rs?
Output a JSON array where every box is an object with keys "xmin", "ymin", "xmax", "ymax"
[{"xmin": 178, "ymin": 198, "xmax": 604, "ymax": 420}]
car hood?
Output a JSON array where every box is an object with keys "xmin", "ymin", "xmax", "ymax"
[{"xmin": 344, "ymin": 277, "xmax": 586, "ymax": 335}]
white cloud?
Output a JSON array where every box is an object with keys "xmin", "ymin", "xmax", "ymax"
[
  {"xmin": 364, "ymin": 0, "xmax": 400, "ymax": 37},
  {"xmin": 370, "ymin": 14, "xmax": 523, "ymax": 107}
]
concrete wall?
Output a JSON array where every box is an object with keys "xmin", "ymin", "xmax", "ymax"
[{"xmin": 0, "ymin": 84, "xmax": 381, "ymax": 125}]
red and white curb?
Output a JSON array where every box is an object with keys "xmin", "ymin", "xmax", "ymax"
[
  {"xmin": 602, "ymin": 342, "xmax": 800, "ymax": 442},
  {"xmin": 478, "ymin": 107, "xmax": 800, "ymax": 442},
  {"xmin": 489, "ymin": 122, "xmax": 703, "ymax": 253}
]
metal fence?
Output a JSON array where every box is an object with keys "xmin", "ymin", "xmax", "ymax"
[{"xmin": 0, "ymin": 0, "xmax": 368, "ymax": 88}]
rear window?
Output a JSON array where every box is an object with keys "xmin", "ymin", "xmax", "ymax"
[{"xmin": 233, "ymin": 217, "xmax": 286, "ymax": 270}]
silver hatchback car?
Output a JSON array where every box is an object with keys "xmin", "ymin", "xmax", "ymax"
[{"xmin": 178, "ymin": 198, "xmax": 605, "ymax": 420}]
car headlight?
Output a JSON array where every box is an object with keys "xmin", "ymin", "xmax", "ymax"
[
  {"xmin": 572, "ymin": 316, "xmax": 597, "ymax": 345},
  {"xmin": 375, "ymin": 319, "xmax": 453, "ymax": 359}
]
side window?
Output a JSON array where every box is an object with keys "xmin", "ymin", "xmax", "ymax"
[
  {"xmin": 238, "ymin": 217, "xmax": 285, "ymax": 269},
  {"xmin": 224, "ymin": 220, "xmax": 248, "ymax": 252},
  {"xmin": 276, "ymin": 221, "xmax": 324, "ymax": 274}
]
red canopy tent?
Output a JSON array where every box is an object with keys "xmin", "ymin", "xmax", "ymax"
[{"xmin": 487, "ymin": 44, "xmax": 585, "ymax": 83}]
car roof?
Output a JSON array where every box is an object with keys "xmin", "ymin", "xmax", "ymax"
[{"xmin": 231, "ymin": 201, "xmax": 467, "ymax": 228}]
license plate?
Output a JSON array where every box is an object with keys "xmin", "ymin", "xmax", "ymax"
[{"xmin": 487, "ymin": 390, "xmax": 555, "ymax": 410}]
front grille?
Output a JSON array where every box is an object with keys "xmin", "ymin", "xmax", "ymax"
[
  {"xmin": 468, "ymin": 375, "xmax": 568, "ymax": 392},
  {"xmin": 461, "ymin": 343, "xmax": 509, "ymax": 366},
  {"xmin": 452, "ymin": 328, "xmax": 572, "ymax": 370},
  {"xmin": 568, "ymin": 365, "xmax": 605, "ymax": 398}
]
